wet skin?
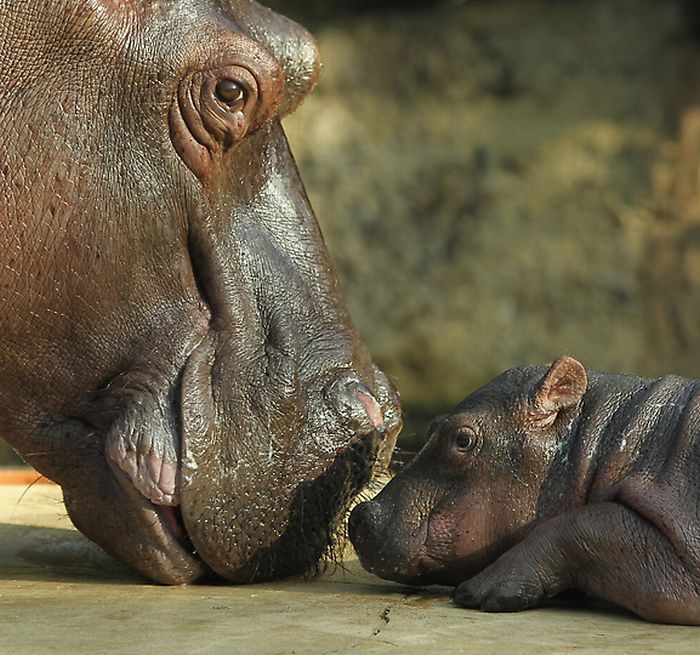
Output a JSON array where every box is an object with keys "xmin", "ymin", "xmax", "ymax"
[
  {"xmin": 350, "ymin": 356, "xmax": 700, "ymax": 624},
  {"xmin": 0, "ymin": 0, "xmax": 401, "ymax": 584}
]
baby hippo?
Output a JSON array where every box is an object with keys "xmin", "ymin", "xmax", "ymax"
[{"xmin": 349, "ymin": 356, "xmax": 700, "ymax": 624}]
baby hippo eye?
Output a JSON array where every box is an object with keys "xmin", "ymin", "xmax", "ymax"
[
  {"xmin": 215, "ymin": 79, "xmax": 246, "ymax": 111},
  {"xmin": 454, "ymin": 427, "xmax": 478, "ymax": 453}
]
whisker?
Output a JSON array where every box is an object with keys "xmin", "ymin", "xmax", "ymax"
[{"xmin": 10, "ymin": 474, "xmax": 51, "ymax": 522}]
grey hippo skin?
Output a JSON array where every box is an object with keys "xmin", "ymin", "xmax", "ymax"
[
  {"xmin": 350, "ymin": 356, "xmax": 700, "ymax": 624},
  {"xmin": 0, "ymin": 1, "xmax": 401, "ymax": 584}
]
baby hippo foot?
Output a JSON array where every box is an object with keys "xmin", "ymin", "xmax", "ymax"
[
  {"xmin": 102, "ymin": 376, "xmax": 181, "ymax": 507},
  {"xmin": 453, "ymin": 566, "xmax": 546, "ymax": 612},
  {"xmin": 453, "ymin": 543, "xmax": 567, "ymax": 612}
]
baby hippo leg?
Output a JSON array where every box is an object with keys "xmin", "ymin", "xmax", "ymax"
[{"xmin": 453, "ymin": 502, "xmax": 700, "ymax": 624}]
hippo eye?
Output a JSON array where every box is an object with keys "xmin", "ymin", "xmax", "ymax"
[
  {"xmin": 215, "ymin": 79, "xmax": 247, "ymax": 111},
  {"xmin": 454, "ymin": 428, "xmax": 478, "ymax": 453}
]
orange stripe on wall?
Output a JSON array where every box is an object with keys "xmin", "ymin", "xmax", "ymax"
[{"xmin": 0, "ymin": 469, "xmax": 56, "ymax": 485}]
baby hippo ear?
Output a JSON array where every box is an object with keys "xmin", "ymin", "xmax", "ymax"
[{"xmin": 533, "ymin": 356, "xmax": 587, "ymax": 414}]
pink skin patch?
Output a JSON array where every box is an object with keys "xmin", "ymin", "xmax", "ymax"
[
  {"xmin": 107, "ymin": 442, "xmax": 180, "ymax": 507},
  {"xmin": 357, "ymin": 391, "xmax": 385, "ymax": 431}
]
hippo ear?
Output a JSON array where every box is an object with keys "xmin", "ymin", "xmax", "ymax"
[{"xmin": 533, "ymin": 356, "xmax": 587, "ymax": 414}]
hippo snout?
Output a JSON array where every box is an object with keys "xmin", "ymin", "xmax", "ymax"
[
  {"xmin": 348, "ymin": 501, "xmax": 384, "ymax": 574},
  {"xmin": 349, "ymin": 469, "xmax": 454, "ymax": 586},
  {"xmin": 349, "ymin": 499, "xmax": 420, "ymax": 582},
  {"xmin": 327, "ymin": 376, "xmax": 385, "ymax": 434},
  {"xmin": 348, "ymin": 501, "xmax": 377, "ymax": 546}
]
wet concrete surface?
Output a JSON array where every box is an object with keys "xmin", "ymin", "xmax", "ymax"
[{"xmin": 0, "ymin": 484, "xmax": 698, "ymax": 654}]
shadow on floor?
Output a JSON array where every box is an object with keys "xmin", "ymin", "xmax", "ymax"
[
  {"xmin": 0, "ymin": 521, "xmax": 643, "ymax": 625},
  {"xmin": 0, "ymin": 523, "xmax": 143, "ymax": 585}
]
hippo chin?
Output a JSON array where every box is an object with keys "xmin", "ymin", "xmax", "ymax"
[
  {"xmin": 351, "ymin": 356, "xmax": 700, "ymax": 624},
  {"xmin": 0, "ymin": 0, "xmax": 401, "ymax": 584}
]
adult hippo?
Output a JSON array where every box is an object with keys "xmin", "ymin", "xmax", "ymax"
[{"xmin": 0, "ymin": 0, "xmax": 401, "ymax": 584}]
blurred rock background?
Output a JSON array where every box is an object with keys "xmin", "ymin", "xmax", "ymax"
[
  {"xmin": 270, "ymin": 0, "xmax": 700, "ymax": 446},
  {"xmin": 3, "ymin": 0, "xmax": 700, "ymax": 464}
]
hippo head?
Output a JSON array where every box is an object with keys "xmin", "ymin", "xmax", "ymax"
[
  {"xmin": 0, "ymin": 0, "xmax": 401, "ymax": 583},
  {"xmin": 349, "ymin": 357, "xmax": 587, "ymax": 586}
]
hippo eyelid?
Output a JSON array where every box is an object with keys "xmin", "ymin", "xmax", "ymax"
[
  {"xmin": 169, "ymin": 42, "xmax": 284, "ymax": 183},
  {"xmin": 207, "ymin": 72, "xmax": 256, "ymax": 118}
]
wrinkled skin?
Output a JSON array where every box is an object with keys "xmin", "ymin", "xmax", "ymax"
[
  {"xmin": 0, "ymin": 0, "xmax": 401, "ymax": 584},
  {"xmin": 350, "ymin": 356, "xmax": 700, "ymax": 624}
]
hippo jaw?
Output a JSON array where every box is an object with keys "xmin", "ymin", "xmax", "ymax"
[
  {"xmin": 349, "ymin": 488, "xmax": 473, "ymax": 587},
  {"xmin": 350, "ymin": 494, "xmax": 502, "ymax": 588}
]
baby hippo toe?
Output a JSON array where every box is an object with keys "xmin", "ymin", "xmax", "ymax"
[
  {"xmin": 453, "ymin": 579, "xmax": 534, "ymax": 612},
  {"xmin": 452, "ymin": 555, "xmax": 553, "ymax": 613}
]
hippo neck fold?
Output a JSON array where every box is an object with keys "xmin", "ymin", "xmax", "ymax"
[{"xmin": 537, "ymin": 371, "xmax": 698, "ymax": 518}]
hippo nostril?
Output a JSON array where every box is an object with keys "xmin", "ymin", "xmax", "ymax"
[
  {"xmin": 356, "ymin": 390, "xmax": 385, "ymax": 431},
  {"xmin": 326, "ymin": 375, "xmax": 385, "ymax": 434},
  {"xmin": 348, "ymin": 501, "xmax": 386, "ymax": 574}
]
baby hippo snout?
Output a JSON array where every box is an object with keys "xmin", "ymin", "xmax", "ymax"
[
  {"xmin": 349, "ymin": 471, "xmax": 443, "ymax": 585},
  {"xmin": 348, "ymin": 500, "xmax": 384, "ymax": 573},
  {"xmin": 348, "ymin": 500, "xmax": 410, "ymax": 582}
]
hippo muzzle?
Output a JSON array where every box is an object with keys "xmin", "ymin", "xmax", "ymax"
[{"xmin": 0, "ymin": 0, "xmax": 401, "ymax": 584}]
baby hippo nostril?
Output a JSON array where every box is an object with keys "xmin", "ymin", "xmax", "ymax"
[
  {"xmin": 349, "ymin": 501, "xmax": 384, "ymax": 573},
  {"xmin": 327, "ymin": 376, "xmax": 385, "ymax": 433},
  {"xmin": 348, "ymin": 502, "xmax": 370, "ymax": 546}
]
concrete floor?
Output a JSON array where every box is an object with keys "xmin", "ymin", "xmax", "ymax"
[{"xmin": 0, "ymin": 484, "xmax": 697, "ymax": 654}]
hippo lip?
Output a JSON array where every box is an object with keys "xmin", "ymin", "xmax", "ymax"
[
  {"xmin": 109, "ymin": 463, "xmax": 206, "ymax": 583},
  {"xmin": 394, "ymin": 514, "xmax": 462, "ymax": 586}
]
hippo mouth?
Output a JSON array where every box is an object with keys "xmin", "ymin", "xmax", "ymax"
[
  {"xmin": 99, "ymin": 329, "xmax": 396, "ymax": 585},
  {"xmin": 350, "ymin": 502, "xmax": 496, "ymax": 588},
  {"xmin": 107, "ymin": 422, "xmax": 385, "ymax": 584},
  {"xmin": 350, "ymin": 497, "xmax": 474, "ymax": 588},
  {"xmin": 350, "ymin": 507, "xmax": 434, "ymax": 584},
  {"xmin": 105, "ymin": 468, "xmax": 206, "ymax": 582}
]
